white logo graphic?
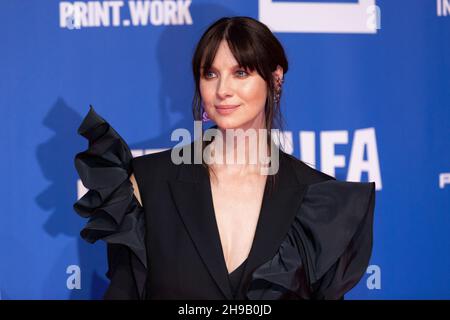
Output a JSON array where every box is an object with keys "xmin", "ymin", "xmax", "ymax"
[
  {"xmin": 66, "ymin": 265, "xmax": 81, "ymax": 290},
  {"xmin": 65, "ymin": 15, "xmax": 81, "ymax": 30},
  {"xmin": 259, "ymin": 0, "xmax": 380, "ymax": 34},
  {"xmin": 437, "ymin": 0, "xmax": 450, "ymax": 16},
  {"xmin": 439, "ymin": 173, "xmax": 450, "ymax": 189},
  {"xmin": 60, "ymin": 0, "xmax": 193, "ymax": 29},
  {"xmin": 366, "ymin": 265, "xmax": 381, "ymax": 290},
  {"xmin": 77, "ymin": 179, "xmax": 88, "ymax": 200},
  {"xmin": 76, "ymin": 128, "xmax": 382, "ymax": 198},
  {"xmin": 299, "ymin": 128, "xmax": 382, "ymax": 190}
]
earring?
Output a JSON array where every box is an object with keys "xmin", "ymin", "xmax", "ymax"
[
  {"xmin": 274, "ymin": 77, "xmax": 284, "ymax": 104},
  {"xmin": 201, "ymin": 103, "xmax": 210, "ymax": 122},
  {"xmin": 202, "ymin": 110, "xmax": 210, "ymax": 122}
]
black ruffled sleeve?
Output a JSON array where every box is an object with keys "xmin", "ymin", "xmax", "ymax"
[
  {"xmin": 247, "ymin": 180, "xmax": 376, "ymax": 300},
  {"xmin": 73, "ymin": 106, "xmax": 147, "ymax": 299}
]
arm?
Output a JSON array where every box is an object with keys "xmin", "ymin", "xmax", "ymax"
[
  {"xmin": 74, "ymin": 106, "xmax": 148, "ymax": 300},
  {"xmin": 104, "ymin": 244, "xmax": 140, "ymax": 299},
  {"xmin": 130, "ymin": 173, "xmax": 143, "ymax": 206}
]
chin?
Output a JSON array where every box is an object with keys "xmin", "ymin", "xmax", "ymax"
[
  {"xmin": 209, "ymin": 108, "xmax": 265, "ymax": 131},
  {"xmin": 211, "ymin": 117, "xmax": 246, "ymax": 130}
]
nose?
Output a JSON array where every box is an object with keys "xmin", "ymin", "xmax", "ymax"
[{"xmin": 216, "ymin": 75, "xmax": 233, "ymax": 99}]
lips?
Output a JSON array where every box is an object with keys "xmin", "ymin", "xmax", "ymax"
[{"xmin": 215, "ymin": 104, "xmax": 240, "ymax": 115}]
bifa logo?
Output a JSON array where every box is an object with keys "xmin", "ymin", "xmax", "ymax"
[
  {"xmin": 273, "ymin": 128, "xmax": 382, "ymax": 190},
  {"xmin": 259, "ymin": 0, "xmax": 381, "ymax": 34},
  {"xmin": 439, "ymin": 173, "xmax": 450, "ymax": 189}
]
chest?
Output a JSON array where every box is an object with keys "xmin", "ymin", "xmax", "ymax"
[{"xmin": 209, "ymin": 173, "xmax": 267, "ymax": 272}]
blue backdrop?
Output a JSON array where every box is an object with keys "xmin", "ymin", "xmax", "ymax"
[{"xmin": 0, "ymin": 0, "xmax": 449, "ymax": 299}]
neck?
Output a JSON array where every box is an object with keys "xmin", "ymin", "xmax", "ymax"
[{"xmin": 206, "ymin": 122, "xmax": 273, "ymax": 175}]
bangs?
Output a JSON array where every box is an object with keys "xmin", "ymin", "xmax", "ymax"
[{"xmin": 199, "ymin": 25, "xmax": 267, "ymax": 80}]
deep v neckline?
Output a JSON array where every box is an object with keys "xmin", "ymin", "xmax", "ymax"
[
  {"xmin": 206, "ymin": 171, "xmax": 269, "ymax": 276},
  {"xmin": 227, "ymin": 257, "xmax": 248, "ymax": 297},
  {"xmin": 169, "ymin": 144, "xmax": 308, "ymax": 299},
  {"xmin": 228, "ymin": 257, "xmax": 248, "ymax": 276}
]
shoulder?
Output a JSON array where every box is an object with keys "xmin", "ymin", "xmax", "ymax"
[
  {"xmin": 280, "ymin": 150, "xmax": 376, "ymax": 204},
  {"xmin": 248, "ymin": 153, "xmax": 376, "ymax": 300},
  {"xmin": 280, "ymin": 151, "xmax": 335, "ymax": 185},
  {"xmin": 132, "ymin": 148, "xmax": 173, "ymax": 169},
  {"xmin": 130, "ymin": 148, "xmax": 174, "ymax": 201},
  {"xmin": 131, "ymin": 147, "xmax": 179, "ymax": 179},
  {"xmin": 130, "ymin": 143, "xmax": 195, "ymax": 196}
]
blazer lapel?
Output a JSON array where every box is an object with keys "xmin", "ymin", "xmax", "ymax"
[
  {"xmin": 168, "ymin": 160, "xmax": 234, "ymax": 299},
  {"xmin": 167, "ymin": 144, "xmax": 309, "ymax": 300},
  {"xmin": 237, "ymin": 151, "xmax": 309, "ymax": 297}
]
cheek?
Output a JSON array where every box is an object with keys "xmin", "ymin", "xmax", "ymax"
[
  {"xmin": 199, "ymin": 84, "xmax": 217, "ymax": 113},
  {"xmin": 238, "ymin": 79, "xmax": 267, "ymax": 108},
  {"xmin": 199, "ymin": 82, "xmax": 213, "ymax": 100}
]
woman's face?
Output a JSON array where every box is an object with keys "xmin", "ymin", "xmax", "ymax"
[{"xmin": 199, "ymin": 40, "xmax": 268, "ymax": 131}]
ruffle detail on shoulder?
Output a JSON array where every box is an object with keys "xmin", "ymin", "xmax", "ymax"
[
  {"xmin": 73, "ymin": 106, "xmax": 147, "ymax": 297},
  {"xmin": 247, "ymin": 180, "xmax": 376, "ymax": 300}
]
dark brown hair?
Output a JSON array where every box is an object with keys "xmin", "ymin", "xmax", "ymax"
[{"xmin": 191, "ymin": 16, "xmax": 289, "ymax": 190}]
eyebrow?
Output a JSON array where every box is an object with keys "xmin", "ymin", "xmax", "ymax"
[{"xmin": 200, "ymin": 64, "xmax": 242, "ymax": 70}]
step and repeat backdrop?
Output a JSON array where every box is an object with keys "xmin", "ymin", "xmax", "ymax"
[{"xmin": 0, "ymin": 0, "xmax": 449, "ymax": 299}]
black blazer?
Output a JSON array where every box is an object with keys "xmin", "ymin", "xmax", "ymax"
[{"xmin": 74, "ymin": 107, "xmax": 376, "ymax": 300}]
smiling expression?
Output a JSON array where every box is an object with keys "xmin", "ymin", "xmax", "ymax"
[{"xmin": 199, "ymin": 40, "xmax": 268, "ymax": 131}]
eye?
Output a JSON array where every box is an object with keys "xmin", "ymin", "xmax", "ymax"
[
  {"xmin": 236, "ymin": 70, "xmax": 248, "ymax": 77},
  {"xmin": 204, "ymin": 70, "xmax": 216, "ymax": 79}
]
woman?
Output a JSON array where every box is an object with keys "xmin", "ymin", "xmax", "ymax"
[{"xmin": 74, "ymin": 16, "xmax": 375, "ymax": 300}]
